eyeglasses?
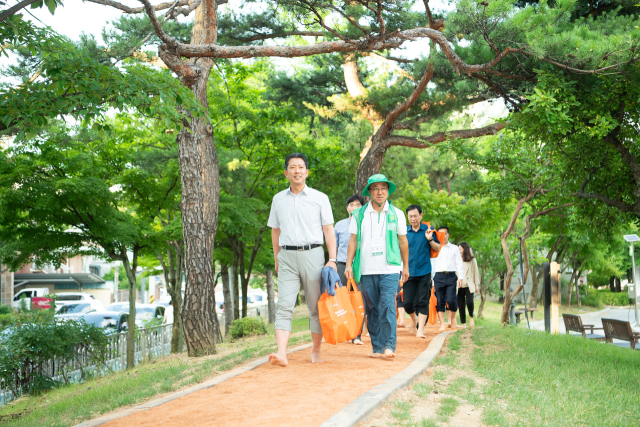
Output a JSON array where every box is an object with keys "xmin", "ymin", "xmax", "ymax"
[
  {"xmin": 347, "ymin": 203, "xmax": 362, "ymax": 208},
  {"xmin": 369, "ymin": 187, "xmax": 388, "ymax": 193}
]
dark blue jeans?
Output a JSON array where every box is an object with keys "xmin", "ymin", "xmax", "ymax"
[{"xmin": 361, "ymin": 273, "xmax": 399, "ymax": 353}]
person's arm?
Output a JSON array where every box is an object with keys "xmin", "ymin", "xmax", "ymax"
[
  {"xmin": 473, "ymin": 258, "xmax": 480, "ymax": 290},
  {"xmin": 399, "ymin": 235, "xmax": 409, "ymax": 283},
  {"xmin": 344, "ymin": 234, "xmax": 358, "ymax": 279},
  {"xmin": 426, "ymin": 228, "xmax": 441, "ymax": 252},
  {"xmin": 271, "ymin": 228, "xmax": 281, "ymax": 274},
  {"xmin": 323, "ymin": 224, "xmax": 337, "ymax": 271}
]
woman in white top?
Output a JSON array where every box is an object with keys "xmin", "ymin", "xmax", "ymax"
[{"xmin": 458, "ymin": 242, "xmax": 479, "ymax": 328}]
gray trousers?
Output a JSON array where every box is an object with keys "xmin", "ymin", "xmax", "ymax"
[{"xmin": 275, "ymin": 246, "xmax": 324, "ymax": 334}]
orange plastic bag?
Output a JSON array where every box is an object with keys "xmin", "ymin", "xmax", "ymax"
[
  {"xmin": 396, "ymin": 280, "xmax": 403, "ymax": 320},
  {"xmin": 318, "ymin": 283, "xmax": 358, "ymax": 345},
  {"xmin": 428, "ymin": 286, "xmax": 437, "ymax": 325},
  {"xmin": 347, "ymin": 278, "xmax": 365, "ymax": 337},
  {"xmin": 423, "ymin": 222, "xmax": 445, "ymax": 258}
]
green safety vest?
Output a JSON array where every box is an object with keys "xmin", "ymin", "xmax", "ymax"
[{"xmin": 351, "ymin": 201, "xmax": 401, "ymax": 283}]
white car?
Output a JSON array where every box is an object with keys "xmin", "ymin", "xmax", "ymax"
[
  {"xmin": 54, "ymin": 292, "xmax": 100, "ymax": 309},
  {"xmin": 106, "ymin": 303, "xmax": 165, "ymax": 326},
  {"xmin": 54, "ymin": 301, "xmax": 104, "ymax": 319}
]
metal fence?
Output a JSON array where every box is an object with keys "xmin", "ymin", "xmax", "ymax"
[{"xmin": 0, "ymin": 305, "xmax": 270, "ymax": 405}]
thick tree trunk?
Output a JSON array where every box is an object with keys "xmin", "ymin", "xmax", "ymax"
[
  {"xmin": 355, "ymin": 135, "xmax": 387, "ymax": 193},
  {"xmin": 266, "ymin": 269, "xmax": 276, "ymax": 324},
  {"xmin": 221, "ymin": 265, "xmax": 232, "ymax": 335}
]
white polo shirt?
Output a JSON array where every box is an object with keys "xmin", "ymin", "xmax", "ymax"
[
  {"xmin": 349, "ymin": 201, "xmax": 407, "ymax": 276},
  {"xmin": 267, "ymin": 185, "xmax": 334, "ymax": 246},
  {"xmin": 433, "ymin": 242, "xmax": 464, "ymax": 278}
]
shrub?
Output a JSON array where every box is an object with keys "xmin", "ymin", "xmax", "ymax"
[
  {"xmin": 594, "ymin": 289, "xmax": 630, "ymax": 306},
  {"xmin": 230, "ymin": 317, "xmax": 267, "ymax": 339},
  {"xmin": 0, "ymin": 305, "xmax": 11, "ymax": 315},
  {"xmin": 576, "ymin": 294, "xmax": 603, "ymax": 308},
  {"xmin": 0, "ymin": 316, "xmax": 109, "ymax": 396}
]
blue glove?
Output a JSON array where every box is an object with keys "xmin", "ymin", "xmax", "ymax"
[{"xmin": 321, "ymin": 266, "xmax": 342, "ymax": 296}]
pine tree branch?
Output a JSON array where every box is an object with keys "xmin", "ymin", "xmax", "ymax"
[{"xmin": 383, "ymin": 122, "xmax": 506, "ymax": 148}]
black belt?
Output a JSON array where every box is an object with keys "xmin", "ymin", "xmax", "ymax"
[
  {"xmin": 436, "ymin": 271, "xmax": 457, "ymax": 275},
  {"xmin": 281, "ymin": 244, "xmax": 322, "ymax": 251},
  {"xmin": 337, "ymin": 261, "xmax": 346, "ymax": 265}
]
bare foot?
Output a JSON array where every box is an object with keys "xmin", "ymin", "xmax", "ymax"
[
  {"xmin": 462, "ymin": 324, "xmax": 467, "ymax": 328},
  {"xmin": 408, "ymin": 326, "xmax": 417, "ymax": 335},
  {"xmin": 383, "ymin": 349, "xmax": 396, "ymax": 359},
  {"xmin": 470, "ymin": 318, "xmax": 475, "ymax": 327},
  {"xmin": 352, "ymin": 339, "xmax": 364, "ymax": 345},
  {"xmin": 438, "ymin": 326, "xmax": 447, "ymax": 332},
  {"xmin": 268, "ymin": 353, "xmax": 288, "ymax": 367},
  {"xmin": 416, "ymin": 330, "xmax": 427, "ymax": 339},
  {"xmin": 397, "ymin": 322, "xmax": 406, "ymax": 328},
  {"xmin": 369, "ymin": 353, "xmax": 383, "ymax": 358},
  {"xmin": 311, "ymin": 351, "xmax": 324, "ymax": 363}
]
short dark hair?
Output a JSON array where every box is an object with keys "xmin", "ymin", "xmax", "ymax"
[
  {"xmin": 346, "ymin": 194, "xmax": 366, "ymax": 207},
  {"xmin": 406, "ymin": 204, "xmax": 422, "ymax": 215},
  {"xmin": 284, "ymin": 153, "xmax": 308, "ymax": 169},
  {"xmin": 438, "ymin": 225, "xmax": 450, "ymax": 234},
  {"xmin": 459, "ymin": 241, "xmax": 474, "ymax": 262}
]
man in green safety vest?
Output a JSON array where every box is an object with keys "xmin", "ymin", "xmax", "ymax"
[{"xmin": 345, "ymin": 174, "xmax": 409, "ymax": 359}]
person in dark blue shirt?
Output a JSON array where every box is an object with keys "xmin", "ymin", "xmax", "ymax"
[{"xmin": 405, "ymin": 205, "xmax": 441, "ymax": 338}]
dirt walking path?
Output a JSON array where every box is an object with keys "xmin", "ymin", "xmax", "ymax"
[{"xmin": 101, "ymin": 324, "xmax": 445, "ymax": 427}]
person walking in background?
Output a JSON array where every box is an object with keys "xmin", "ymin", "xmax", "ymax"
[
  {"xmin": 433, "ymin": 226, "xmax": 463, "ymax": 331},
  {"xmin": 405, "ymin": 205, "xmax": 441, "ymax": 338},
  {"xmin": 345, "ymin": 174, "xmax": 409, "ymax": 360},
  {"xmin": 458, "ymin": 242, "xmax": 479, "ymax": 328},
  {"xmin": 267, "ymin": 153, "xmax": 338, "ymax": 367},
  {"xmin": 335, "ymin": 194, "xmax": 366, "ymax": 345}
]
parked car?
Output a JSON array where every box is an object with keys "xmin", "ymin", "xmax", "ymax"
[
  {"xmin": 75, "ymin": 311, "xmax": 129, "ymax": 334},
  {"xmin": 55, "ymin": 303, "xmax": 97, "ymax": 320},
  {"xmin": 11, "ymin": 288, "xmax": 51, "ymax": 309},
  {"xmin": 54, "ymin": 292, "xmax": 100, "ymax": 309},
  {"xmin": 105, "ymin": 303, "xmax": 165, "ymax": 326}
]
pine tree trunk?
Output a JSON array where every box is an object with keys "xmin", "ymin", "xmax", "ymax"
[
  {"xmin": 232, "ymin": 248, "xmax": 240, "ymax": 320},
  {"xmin": 266, "ymin": 269, "xmax": 276, "ymax": 324},
  {"xmin": 355, "ymin": 134, "xmax": 387, "ymax": 193}
]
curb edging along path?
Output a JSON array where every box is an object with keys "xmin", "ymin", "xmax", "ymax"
[
  {"xmin": 319, "ymin": 330, "xmax": 455, "ymax": 427},
  {"xmin": 74, "ymin": 343, "xmax": 314, "ymax": 427}
]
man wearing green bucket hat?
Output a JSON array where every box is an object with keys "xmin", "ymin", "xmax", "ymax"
[{"xmin": 345, "ymin": 174, "xmax": 409, "ymax": 359}]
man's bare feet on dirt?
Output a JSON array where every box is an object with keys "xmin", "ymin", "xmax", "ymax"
[
  {"xmin": 311, "ymin": 351, "xmax": 324, "ymax": 363},
  {"xmin": 470, "ymin": 317, "xmax": 475, "ymax": 327},
  {"xmin": 268, "ymin": 354, "xmax": 288, "ymax": 367},
  {"xmin": 352, "ymin": 338, "xmax": 364, "ymax": 345},
  {"xmin": 397, "ymin": 322, "xmax": 406, "ymax": 328},
  {"xmin": 416, "ymin": 330, "xmax": 427, "ymax": 338},
  {"xmin": 408, "ymin": 323, "xmax": 417, "ymax": 334},
  {"xmin": 438, "ymin": 326, "xmax": 447, "ymax": 332},
  {"xmin": 369, "ymin": 353, "xmax": 383, "ymax": 358},
  {"xmin": 383, "ymin": 349, "xmax": 396, "ymax": 359}
]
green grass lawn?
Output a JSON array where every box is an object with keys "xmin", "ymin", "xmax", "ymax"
[
  {"xmin": 382, "ymin": 301, "xmax": 639, "ymax": 427},
  {"xmin": 0, "ymin": 307, "xmax": 312, "ymax": 427}
]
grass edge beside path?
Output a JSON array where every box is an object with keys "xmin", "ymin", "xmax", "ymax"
[{"xmin": 0, "ymin": 319, "xmax": 312, "ymax": 427}]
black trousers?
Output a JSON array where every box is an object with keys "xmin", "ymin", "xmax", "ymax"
[
  {"xmin": 457, "ymin": 287, "xmax": 474, "ymax": 324},
  {"xmin": 433, "ymin": 272, "xmax": 458, "ymax": 312},
  {"xmin": 402, "ymin": 274, "xmax": 431, "ymax": 316}
]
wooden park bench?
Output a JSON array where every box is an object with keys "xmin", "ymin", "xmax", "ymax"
[
  {"xmin": 602, "ymin": 318, "xmax": 640, "ymax": 350},
  {"xmin": 514, "ymin": 307, "xmax": 538, "ymax": 323},
  {"xmin": 562, "ymin": 314, "xmax": 605, "ymax": 340}
]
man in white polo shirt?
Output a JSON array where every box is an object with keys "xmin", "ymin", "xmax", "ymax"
[
  {"xmin": 267, "ymin": 153, "xmax": 337, "ymax": 367},
  {"xmin": 432, "ymin": 226, "xmax": 463, "ymax": 331}
]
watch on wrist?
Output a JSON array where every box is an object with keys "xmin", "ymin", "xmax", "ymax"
[
  {"xmin": 328, "ymin": 258, "xmax": 337, "ymax": 262},
  {"xmin": 427, "ymin": 238, "xmax": 433, "ymax": 242}
]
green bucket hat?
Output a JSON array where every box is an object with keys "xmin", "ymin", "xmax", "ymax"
[{"xmin": 363, "ymin": 174, "xmax": 397, "ymax": 197}]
